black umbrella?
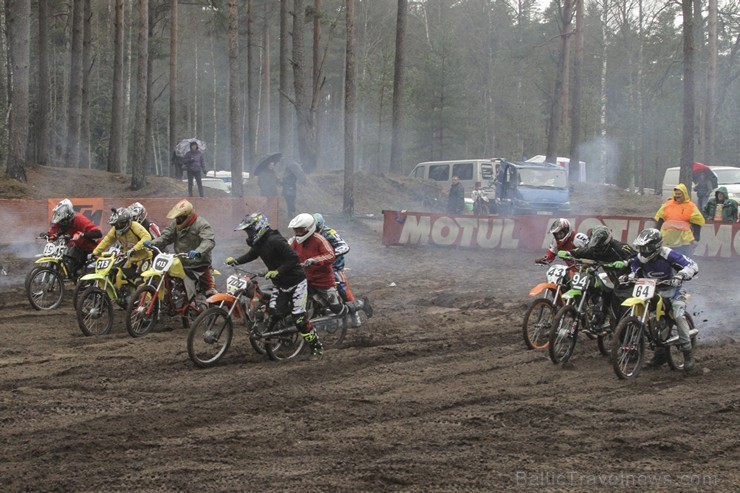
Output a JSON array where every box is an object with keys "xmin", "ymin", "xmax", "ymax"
[{"xmin": 253, "ymin": 152, "xmax": 282, "ymax": 175}]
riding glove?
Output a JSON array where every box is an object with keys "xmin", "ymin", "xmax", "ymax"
[
  {"xmin": 670, "ymin": 275, "xmax": 683, "ymax": 287},
  {"xmin": 264, "ymin": 270, "xmax": 279, "ymax": 280},
  {"xmin": 557, "ymin": 250, "xmax": 572, "ymax": 260},
  {"xmin": 143, "ymin": 240, "xmax": 153, "ymax": 248},
  {"xmin": 534, "ymin": 257, "xmax": 549, "ymax": 265},
  {"xmin": 225, "ymin": 257, "xmax": 238, "ymax": 266}
]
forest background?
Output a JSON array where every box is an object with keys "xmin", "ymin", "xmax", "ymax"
[{"xmin": 0, "ymin": 0, "xmax": 738, "ymax": 207}]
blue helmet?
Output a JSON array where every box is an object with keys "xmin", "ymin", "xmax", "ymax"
[{"xmin": 313, "ymin": 213, "xmax": 325, "ymax": 231}]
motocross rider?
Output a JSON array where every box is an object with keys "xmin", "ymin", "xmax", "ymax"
[
  {"xmin": 145, "ymin": 199, "xmax": 217, "ymax": 296},
  {"xmin": 628, "ymin": 228, "xmax": 699, "ymax": 371},
  {"xmin": 47, "ymin": 198, "xmax": 102, "ymax": 276},
  {"xmin": 535, "ymin": 218, "xmax": 589, "ymax": 265},
  {"xmin": 93, "ymin": 208, "xmax": 152, "ymax": 279},
  {"xmin": 128, "ymin": 202, "xmax": 161, "ymax": 238},
  {"xmin": 312, "ymin": 213, "xmax": 353, "ymax": 301},
  {"xmin": 558, "ymin": 225, "xmax": 636, "ymax": 332},
  {"xmin": 289, "ymin": 213, "xmax": 373, "ymax": 329},
  {"xmin": 224, "ymin": 213, "xmax": 324, "ymax": 358}
]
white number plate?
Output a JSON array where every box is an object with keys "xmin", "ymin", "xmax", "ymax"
[
  {"xmin": 226, "ymin": 275, "xmax": 248, "ymax": 294},
  {"xmin": 632, "ymin": 279, "xmax": 656, "ymax": 300},
  {"xmin": 43, "ymin": 243, "xmax": 56, "ymax": 256},
  {"xmin": 546, "ymin": 265, "xmax": 568, "ymax": 284},
  {"xmin": 570, "ymin": 272, "xmax": 590, "ymax": 291},
  {"xmin": 96, "ymin": 259, "xmax": 112, "ymax": 270},
  {"xmin": 153, "ymin": 254, "xmax": 174, "ymax": 273}
]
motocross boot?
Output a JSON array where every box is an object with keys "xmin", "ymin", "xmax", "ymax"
[
  {"xmin": 647, "ymin": 346, "xmax": 668, "ymax": 368},
  {"xmin": 682, "ymin": 347, "xmax": 695, "ymax": 371},
  {"xmin": 301, "ymin": 329, "xmax": 323, "ymax": 359}
]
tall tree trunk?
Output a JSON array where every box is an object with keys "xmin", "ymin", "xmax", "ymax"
[
  {"xmin": 279, "ymin": 0, "xmax": 290, "ymax": 157},
  {"xmin": 246, "ymin": 0, "xmax": 256, "ymax": 169},
  {"xmin": 599, "ymin": 0, "xmax": 608, "ymax": 183},
  {"xmin": 312, "ymin": 0, "xmax": 321, "ymax": 169},
  {"xmin": 343, "ymin": 0, "xmax": 355, "ymax": 216},
  {"xmin": 5, "ymin": 0, "xmax": 30, "ymax": 182},
  {"xmin": 546, "ymin": 0, "xmax": 573, "ymax": 163},
  {"xmin": 293, "ymin": 0, "xmax": 313, "ymax": 172},
  {"xmin": 108, "ymin": 0, "xmax": 124, "ymax": 173},
  {"xmin": 169, "ymin": 0, "xmax": 178, "ymax": 178},
  {"xmin": 37, "ymin": 0, "xmax": 50, "ymax": 166},
  {"xmin": 130, "ymin": 0, "xmax": 149, "ymax": 190},
  {"xmin": 80, "ymin": 0, "xmax": 93, "ymax": 169},
  {"xmin": 228, "ymin": 0, "xmax": 244, "ymax": 196},
  {"xmin": 144, "ymin": 5, "xmax": 155, "ymax": 175},
  {"xmin": 636, "ymin": 0, "xmax": 644, "ymax": 192},
  {"xmin": 704, "ymin": 0, "xmax": 717, "ymax": 165},
  {"xmin": 569, "ymin": 0, "xmax": 583, "ymax": 183},
  {"xmin": 680, "ymin": 0, "xmax": 695, "ymax": 193},
  {"xmin": 262, "ymin": 4, "xmax": 271, "ymax": 155},
  {"xmin": 65, "ymin": 0, "xmax": 84, "ymax": 168},
  {"xmin": 122, "ymin": 0, "xmax": 134, "ymax": 172},
  {"xmin": 389, "ymin": 0, "xmax": 407, "ymax": 175}
]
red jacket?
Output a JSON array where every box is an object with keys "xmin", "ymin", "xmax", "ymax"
[
  {"xmin": 49, "ymin": 214, "xmax": 101, "ymax": 253},
  {"xmin": 291, "ymin": 233, "xmax": 336, "ymax": 289}
]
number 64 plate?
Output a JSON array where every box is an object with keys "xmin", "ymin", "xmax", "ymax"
[{"xmin": 632, "ymin": 279, "xmax": 656, "ymax": 300}]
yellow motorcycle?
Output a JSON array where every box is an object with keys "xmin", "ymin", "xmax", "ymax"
[
  {"xmin": 125, "ymin": 245, "xmax": 210, "ymax": 337},
  {"xmin": 75, "ymin": 248, "xmax": 141, "ymax": 336},
  {"xmin": 25, "ymin": 233, "xmax": 77, "ymax": 310}
]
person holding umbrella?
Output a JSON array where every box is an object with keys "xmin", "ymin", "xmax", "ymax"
[{"xmin": 183, "ymin": 141, "xmax": 207, "ymax": 197}]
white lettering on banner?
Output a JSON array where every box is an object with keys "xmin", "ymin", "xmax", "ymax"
[
  {"xmin": 603, "ymin": 219, "xmax": 628, "ymax": 241},
  {"xmin": 478, "ymin": 219, "xmax": 503, "ymax": 248},
  {"xmin": 501, "ymin": 219, "xmax": 520, "ymax": 249},
  {"xmin": 694, "ymin": 224, "xmax": 733, "ymax": 258},
  {"xmin": 455, "ymin": 218, "xmax": 479, "ymax": 247},
  {"xmin": 399, "ymin": 215, "xmax": 432, "ymax": 245},
  {"xmin": 431, "ymin": 217, "xmax": 458, "ymax": 246}
]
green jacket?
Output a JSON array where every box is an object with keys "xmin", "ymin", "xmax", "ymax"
[
  {"xmin": 151, "ymin": 215, "xmax": 215, "ymax": 269},
  {"xmin": 702, "ymin": 187, "xmax": 738, "ymax": 223}
]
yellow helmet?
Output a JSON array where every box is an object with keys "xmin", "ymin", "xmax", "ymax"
[{"xmin": 166, "ymin": 199, "xmax": 194, "ymax": 219}]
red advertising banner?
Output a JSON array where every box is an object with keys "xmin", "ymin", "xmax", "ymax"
[{"xmin": 381, "ymin": 210, "xmax": 740, "ymax": 259}]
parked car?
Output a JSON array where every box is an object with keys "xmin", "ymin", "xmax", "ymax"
[
  {"xmin": 492, "ymin": 160, "xmax": 571, "ymax": 215},
  {"xmin": 409, "ymin": 159, "xmax": 496, "ymax": 201},
  {"xmin": 661, "ymin": 166, "xmax": 740, "ymax": 202}
]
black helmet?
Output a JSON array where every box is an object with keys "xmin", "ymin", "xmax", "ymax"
[
  {"xmin": 109, "ymin": 207, "xmax": 132, "ymax": 235},
  {"xmin": 235, "ymin": 212, "xmax": 270, "ymax": 246},
  {"xmin": 587, "ymin": 225, "xmax": 613, "ymax": 252},
  {"xmin": 633, "ymin": 228, "xmax": 663, "ymax": 262}
]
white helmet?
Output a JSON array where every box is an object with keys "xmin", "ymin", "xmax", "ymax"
[
  {"xmin": 51, "ymin": 198, "xmax": 75, "ymax": 226},
  {"xmin": 288, "ymin": 213, "xmax": 316, "ymax": 244},
  {"xmin": 128, "ymin": 202, "xmax": 147, "ymax": 222}
]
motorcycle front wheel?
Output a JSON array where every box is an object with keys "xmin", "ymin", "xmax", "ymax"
[
  {"xmin": 548, "ymin": 305, "xmax": 580, "ymax": 364},
  {"xmin": 76, "ymin": 287, "xmax": 113, "ymax": 336},
  {"xmin": 666, "ymin": 313, "xmax": 696, "ymax": 371},
  {"xmin": 522, "ymin": 298, "xmax": 555, "ymax": 350},
  {"xmin": 125, "ymin": 285, "xmax": 159, "ymax": 337},
  {"xmin": 25, "ymin": 265, "xmax": 65, "ymax": 310},
  {"xmin": 187, "ymin": 307, "xmax": 233, "ymax": 368},
  {"xmin": 611, "ymin": 316, "xmax": 645, "ymax": 379}
]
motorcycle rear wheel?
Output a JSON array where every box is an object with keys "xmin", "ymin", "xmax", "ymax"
[
  {"xmin": 611, "ymin": 316, "xmax": 645, "ymax": 379},
  {"xmin": 548, "ymin": 305, "xmax": 580, "ymax": 364},
  {"xmin": 76, "ymin": 287, "xmax": 113, "ymax": 336},
  {"xmin": 25, "ymin": 265, "xmax": 65, "ymax": 310},
  {"xmin": 187, "ymin": 307, "xmax": 233, "ymax": 368},
  {"xmin": 522, "ymin": 298, "xmax": 555, "ymax": 350},
  {"xmin": 265, "ymin": 324, "xmax": 305, "ymax": 361},
  {"xmin": 666, "ymin": 313, "xmax": 696, "ymax": 371},
  {"xmin": 126, "ymin": 285, "xmax": 159, "ymax": 337}
]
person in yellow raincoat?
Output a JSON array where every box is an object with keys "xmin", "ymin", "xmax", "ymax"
[
  {"xmin": 93, "ymin": 207, "xmax": 153, "ymax": 280},
  {"xmin": 654, "ymin": 183, "xmax": 705, "ymax": 256}
]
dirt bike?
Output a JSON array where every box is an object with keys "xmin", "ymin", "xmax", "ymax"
[
  {"xmin": 75, "ymin": 248, "xmax": 141, "ymax": 336},
  {"xmin": 187, "ymin": 267, "xmax": 269, "ymax": 368},
  {"xmin": 548, "ymin": 260, "xmax": 620, "ymax": 364},
  {"xmin": 611, "ymin": 278, "xmax": 698, "ymax": 380},
  {"xmin": 522, "ymin": 263, "xmax": 569, "ymax": 350},
  {"xmin": 25, "ymin": 233, "xmax": 80, "ymax": 310},
  {"xmin": 125, "ymin": 245, "xmax": 209, "ymax": 337},
  {"xmin": 471, "ymin": 188, "xmax": 491, "ymax": 216}
]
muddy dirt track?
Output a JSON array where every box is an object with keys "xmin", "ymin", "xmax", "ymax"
[{"xmin": 1, "ymin": 221, "xmax": 739, "ymax": 493}]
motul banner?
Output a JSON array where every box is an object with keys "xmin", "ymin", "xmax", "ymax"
[{"xmin": 381, "ymin": 210, "xmax": 740, "ymax": 259}]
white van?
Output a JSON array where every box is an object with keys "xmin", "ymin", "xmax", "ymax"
[
  {"xmin": 661, "ymin": 166, "xmax": 740, "ymax": 202},
  {"xmin": 409, "ymin": 159, "xmax": 496, "ymax": 199}
]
